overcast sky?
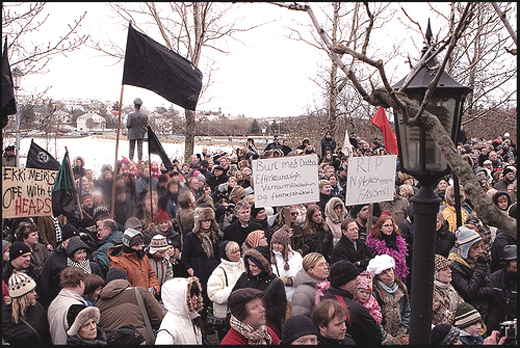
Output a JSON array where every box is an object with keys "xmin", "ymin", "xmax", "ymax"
[{"xmin": 16, "ymin": 2, "xmax": 436, "ymax": 118}]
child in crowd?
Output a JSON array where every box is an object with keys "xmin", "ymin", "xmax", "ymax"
[
  {"xmin": 353, "ymin": 270, "xmax": 382, "ymax": 324},
  {"xmin": 454, "ymin": 302, "xmax": 486, "ymax": 345}
]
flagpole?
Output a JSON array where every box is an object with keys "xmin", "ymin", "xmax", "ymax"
[
  {"xmin": 110, "ymin": 84, "xmax": 125, "ymax": 218},
  {"xmin": 65, "ymin": 147, "xmax": 83, "ymax": 220},
  {"xmin": 148, "ymin": 130, "xmax": 154, "ymax": 221}
]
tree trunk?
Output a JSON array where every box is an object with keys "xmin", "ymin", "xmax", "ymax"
[{"xmin": 184, "ymin": 109, "xmax": 195, "ymax": 160}]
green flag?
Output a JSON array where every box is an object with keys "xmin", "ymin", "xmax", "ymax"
[{"xmin": 52, "ymin": 151, "xmax": 80, "ymax": 220}]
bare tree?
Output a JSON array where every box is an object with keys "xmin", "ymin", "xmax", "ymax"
[{"xmin": 277, "ymin": 2, "xmax": 516, "ymax": 238}]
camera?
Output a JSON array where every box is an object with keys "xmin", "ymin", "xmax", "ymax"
[{"xmin": 499, "ymin": 320, "xmax": 517, "ymax": 345}]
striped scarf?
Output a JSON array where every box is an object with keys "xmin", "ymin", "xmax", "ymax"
[
  {"xmin": 229, "ymin": 314, "xmax": 272, "ymax": 345},
  {"xmin": 67, "ymin": 258, "xmax": 92, "ymax": 274},
  {"xmin": 53, "ymin": 216, "xmax": 62, "ymax": 243}
]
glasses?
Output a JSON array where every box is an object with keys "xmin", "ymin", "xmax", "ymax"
[
  {"xmin": 313, "ymin": 262, "xmax": 329, "ymax": 269},
  {"xmin": 382, "ymin": 224, "xmax": 393, "ymax": 228},
  {"xmin": 290, "ymin": 212, "xmax": 298, "ymax": 216}
]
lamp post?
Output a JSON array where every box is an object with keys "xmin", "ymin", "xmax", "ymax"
[
  {"xmin": 12, "ymin": 67, "xmax": 23, "ymax": 167},
  {"xmin": 392, "ymin": 20, "xmax": 471, "ymax": 345}
]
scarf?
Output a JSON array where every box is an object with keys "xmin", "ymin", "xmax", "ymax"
[
  {"xmin": 229, "ymin": 314, "xmax": 272, "ymax": 345},
  {"xmin": 434, "ymin": 276, "xmax": 459, "ymax": 312},
  {"xmin": 366, "ymin": 233, "xmax": 409, "ymax": 282},
  {"xmin": 67, "ymin": 258, "xmax": 92, "ymax": 274},
  {"xmin": 375, "ymin": 280, "xmax": 404, "ymax": 337},
  {"xmin": 197, "ymin": 230, "xmax": 214, "ymax": 259}
]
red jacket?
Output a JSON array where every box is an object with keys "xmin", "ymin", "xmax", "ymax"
[{"xmin": 220, "ymin": 326, "xmax": 280, "ymax": 345}]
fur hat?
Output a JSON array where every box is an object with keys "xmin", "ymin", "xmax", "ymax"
[
  {"xmin": 122, "ymin": 228, "xmax": 143, "ymax": 247},
  {"xmin": 8, "ymin": 271, "xmax": 36, "ymax": 298},
  {"xmin": 357, "ymin": 270, "xmax": 373, "ymax": 291},
  {"xmin": 154, "ymin": 210, "xmax": 170, "ymax": 224},
  {"xmin": 148, "ymin": 235, "xmax": 168, "ymax": 255},
  {"xmin": 228, "ymin": 288, "xmax": 264, "ymax": 322},
  {"xmin": 456, "ymin": 226, "xmax": 482, "ymax": 259},
  {"xmin": 9, "ymin": 241, "xmax": 31, "ymax": 261},
  {"xmin": 67, "ymin": 305, "xmax": 100, "ymax": 337},
  {"xmin": 243, "ymin": 248, "xmax": 271, "ymax": 275},
  {"xmin": 367, "ymin": 254, "xmax": 395, "ymax": 278},
  {"xmin": 454, "ymin": 302, "xmax": 482, "ymax": 329},
  {"xmin": 434, "ymin": 254, "xmax": 452, "ymax": 272},
  {"xmin": 193, "ymin": 206, "xmax": 218, "ymax": 233},
  {"xmin": 281, "ymin": 315, "xmax": 318, "ymax": 344},
  {"xmin": 329, "ymin": 260, "xmax": 360, "ymax": 288}
]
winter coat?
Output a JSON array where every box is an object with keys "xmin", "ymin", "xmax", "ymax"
[
  {"xmin": 440, "ymin": 203, "xmax": 469, "ymax": 233},
  {"xmin": 436, "ymin": 221, "xmax": 456, "ymax": 258},
  {"xmin": 207, "ymin": 258, "xmax": 246, "ymax": 319},
  {"xmin": 490, "ymin": 230, "xmax": 516, "ymax": 273},
  {"xmin": 220, "ymin": 324, "xmax": 281, "ymax": 345},
  {"xmin": 40, "ymin": 243, "xmax": 69, "ymax": 307},
  {"xmin": 372, "ymin": 279, "xmax": 411, "ymax": 342},
  {"xmin": 66, "ymin": 237, "xmax": 103, "ymax": 277},
  {"xmin": 126, "ymin": 109, "xmax": 148, "ymax": 140},
  {"xmin": 176, "ymin": 207, "xmax": 195, "ymax": 238},
  {"xmin": 487, "ymin": 268, "xmax": 517, "ymax": 333},
  {"xmin": 148, "ymin": 255, "xmax": 173, "ymax": 287},
  {"xmin": 47, "ymin": 288, "xmax": 88, "ymax": 345},
  {"xmin": 320, "ymin": 136, "xmax": 336, "ymax": 156},
  {"xmin": 431, "ymin": 281, "xmax": 464, "ymax": 326},
  {"xmin": 366, "ymin": 232, "xmax": 409, "ymax": 282},
  {"xmin": 379, "ymin": 196, "xmax": 410, "ymax": 226},
  {"xmin": 95, "ymin": 279, "xmax": 165, "ymax": 345},
  {"xmin": 37, "ymin": 215, "xmax": 67, "ymax": 249},
  {"xmin": 155, "ymin": 277, "xmax": 203, "ymax": 344},
  {"xmin": 92, "ymin": 230, "xmax": 123, "ymax": 277},
  {"xmin": 324, "ymin": 197, "xmax": 348, "ymax": 246},
  {"xmin": 322, "ymin": 286, "xmax": 383, "ymax": 345},
  {"xmin": 448, "ymin": 252, "xmax": 493, "ymax": 322},
  {"xmin": 290, "ymin": 268, "xmax": 323, "ymax": 318},
  {"xmin": 2, "ymin": 301, "xmax": 51, "ymax": 345},
  {"xmin": 232, "ymin": 248, "xmax": 287, "ymax": 338},
  {"xmin": 150, "ymin": 226, "xmax": 182, "ymax": 249},
  {"xmin": 113, "ymin": 198, "xmax": 135, "ymax": 228},
  {"xmin": 302, "ymin": 224, "xmax": 334, "ymax": 264},
  {"xmin": 270, "ymin": 247, "xmax": 303, "ymax": 302},
  {"xmin": 354, "ymin": 293, "xmax": 383, "ymax": 325},
  {"xmin": 458, "ymin": 330, "xmax": 484, "ymax": 345},
  {"xmin": 223, "ymin": 219, "xmax": 264, "ymax": 247},
  {"xmin": 107, "ymin": 245, "xmax": 160, "ymax": 294},
  {"xmin": 331, "ymin": 233, "xmax": 373, "ymax": 271},
  {"xmin": 66, "ymin": 325, "xmax": 107, "ymax": 345},
  {"xmin": 29, "ymin": 242, "xmax": 49, "ymax": 277}
]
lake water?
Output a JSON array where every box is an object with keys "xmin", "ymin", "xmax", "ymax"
[{"xmin": 4, "ymin": 135, "xmax": 235, "ymax": 178}]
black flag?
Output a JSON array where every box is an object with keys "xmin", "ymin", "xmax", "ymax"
[
  {"xmin": 147, "ymin": 126, "xmax": 173, "ymax": 171},
  {"xmin": 2, "ymin": 38, "xmax": 16, "ymax": 129},
  {"xmin": 52, "ymin": 150, "xmax": 80, "ymax": 220},
  {"xmin": 26, "ymin": 139, "xmax": 60, "ymax": 171},
  {"xmin": 123, "ymin": 24, "xmax": 203, "ymax": 111}
]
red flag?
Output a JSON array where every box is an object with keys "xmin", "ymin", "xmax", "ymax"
[{"xmin": 371, "ymin": 107, "xmax": 398, "ymax": 155}]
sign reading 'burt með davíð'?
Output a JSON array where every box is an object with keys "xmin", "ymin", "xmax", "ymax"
[
  {"xmin": 2, "ymin": 166, "xmax": 57, "ymax": 218},
  {"xmin": 252, "ymin": 154, "xmax": 319, "ymax": 208},
  {"xmin": 346, "ymin": 155, "xmax": 397, "ymax": 206}
]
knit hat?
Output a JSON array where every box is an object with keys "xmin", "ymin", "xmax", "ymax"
[
  {"xmin": 281, "ymin": 315, "xmax": 318, "ymax": 344},
  {"xmin": 61, "ymin": 223, "xmax": 80, "ymax": 241},
  {"xmin": 197, "ymin": 173, "xmax": 206, "ymax": 182},
  {"xmin": 228, "ymin": 288, "xmax": 264, "ymax": 322},
  {"xmin": 501, "ymin": 244, "xmax": 517, "ymax": 261},
  {"xmin": 81, "ymin": 194, "xmax": 92, "ymax": 203},
  {"xmin": 329, "ymin": 260, "xmax": 360, "ymax": 288},
  {"xmin": 93, "ymin": 206, "xmax": 110, "ymax": 222},
  {"xmin": 9, "ymin": 241, "xmax": 31, "ymax": 261},
  {"xmin": 271, "ymin": 227, "xmax": 290, "ymax": 246},
  {"xmin": 503, "ymin": 166, "xmax": 516, "ymax": 176},
  {"xmin": 8, "ymin": 271, "xmax": 36, "ymax": 298},
  {"xmin": 431, "ymin": 324, "xmax": 461, "ymax": 345},
  {"xmin": 106, "ymin": 267, "xmax": 128, "ymax": 283},
  {"xmin": 434, "ymin": 254, "xmax": 452, "ymax": 272},
  {"xmin": 154, "ymin": 210, "xmax": 170, "ymax": 224},
  {"xmin": 122, "ymin": 228, "xmax": 143, "ymax": 247},
  {"xmin": 456, "ymin": 226, "xmax": 482, "ymax": 259},
  {"xmin": 107, "ymin": 324, "xmax": 146, "ymax": 345},
  {"xmin": 351, "ymin": 204, "xmax": 368, "ymax": 217},
  {"xmin": 357, "ymin": 270, "xmax": 373, "ymax": 291},
  {"xmin": 454, "ymin": 302, "xmax": 482, "ymax": 329},
  {"xmin": 148, "ymin": 235, "xmax": 168, "ymax": 255},
  {"xmin": 367, "ymin": 254, "xmax": 395, "ymax": 278},
  {"xmin": 67, "ymin": 305, "xmax": 100, "ymax": 337},
  {"xmin": 125, "ymin": 217, "xmax": 142, "ymax": 230},
  {"xmin": 246, "ymin": 230, "xmax": 264, "ymax": 248}
]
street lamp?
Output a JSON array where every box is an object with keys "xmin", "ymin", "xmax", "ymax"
[
  {"xmin": 392, "ymin": 20, "xmax": 471, "ymax": 345},
  {"xmin": 12, "ymin": 67, "xmax": 23, "ymax": 167}
]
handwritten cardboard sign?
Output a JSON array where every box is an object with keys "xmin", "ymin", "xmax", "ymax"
[
  {"xmin": 346, "ymin": 155, "xmax": 397, "ymax": 206},
  {"xmin": 2, "ymin": 166, "xmax": 57, "ymax": 218},
  {"xmin": 252, "ymin": 154, "xmax": 319, "ymax": 207}
]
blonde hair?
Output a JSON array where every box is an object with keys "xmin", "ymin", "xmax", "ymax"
[
  {"xmin": 225, "ymin": 241, "xmax": 240, "ymax": 257},
  {"xmin": 302, "ymin": 252, "xmax": 326, "ymax": 271},
  {"xmin": 5, "ymin": 294, "xmax": 31, "ymax": 324}
]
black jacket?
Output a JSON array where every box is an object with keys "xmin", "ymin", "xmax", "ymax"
[
  {"xmin": 487, "ymin": 268, "xmax": 517, "ymax": 334},
  {"xmin": 223, "ymin": 220, "xmax": 264, "ymax": 247},
  {"xmin": 490, "ymin": 230, "xmax": 516, "ymax": 273},
  {"xmin": 331, "ymin": 234, "xmax": 373, "ymax": 271},
  {"xmin": 2, "ymin": 301, "xmax": 52, "ymax": 345},
  {"xmin": 322, "ymin": 286, "xmax": 383, "ymax": 345},
  {"xmin": 302, "ymin": 224, "xmax": 334, "ymax": 264},
  {"xmin": 435, "ymin": 221, "xmax": 456, "ymax": 258}
]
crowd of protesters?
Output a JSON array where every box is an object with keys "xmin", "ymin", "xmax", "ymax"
[{"xmin": 2, "ymin": 129, "xmax": 517, "ymax": 345}]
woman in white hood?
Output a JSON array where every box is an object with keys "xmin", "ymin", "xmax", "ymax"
[{"xmin": 155, "ymin": 277, "xmax": 204, "ymax": 344}]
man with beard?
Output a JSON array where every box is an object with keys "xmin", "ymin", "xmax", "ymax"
[{"xmin": 108, "ymin": 228, "xmax": 160, "ymax": 297}]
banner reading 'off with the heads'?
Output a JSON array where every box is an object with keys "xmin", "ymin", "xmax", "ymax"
[
  {"xmin": 2, "ymin": 167, "xmax": 57, "ymax": 218},
  {"xmin": 252, "ymin": 154, "xmax": 319, "ymax": 208}
]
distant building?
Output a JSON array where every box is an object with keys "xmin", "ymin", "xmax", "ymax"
[{"xmin": 76, "ymin": 111, "xmax": 106, "ymax": 131}]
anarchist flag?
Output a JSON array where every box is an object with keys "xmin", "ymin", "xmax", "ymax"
[
  {"xmin": 26, "ymin": 139, "xmax": 60, "ymax": 171},
  {"xmin": 52, "ymin": 151, "xmax": 80, "ymax": 221},
  {"xmin": 122, "ymin": 23, "xmax": 203, "ymax": 111},
  {"xmin": 2, "ymin": 38, "xmax": 16, "ymax": 129},
  {"xmin": 371, "ymin": 107, "xmax": 399, "ymax": 155},
  {"xmin": 147, "ymin": 126, "xmax": 173, "ymax": 171}
]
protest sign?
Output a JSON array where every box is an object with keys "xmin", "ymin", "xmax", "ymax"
[
  {"xmin": 252, "ymin": 154, "xmax": 319, "ymax": 208},
  {"xmin": 346, "ymin": 155, "xmax": 397, "ymax": 206},
  {"xmin": 2, "ymin": 166, "xmax": 57, "ymax": 218}
]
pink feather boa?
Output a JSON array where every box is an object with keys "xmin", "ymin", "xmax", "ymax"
[{"xmin": 366, "ymin": 233, "xmax": 409, "ymax": 282}]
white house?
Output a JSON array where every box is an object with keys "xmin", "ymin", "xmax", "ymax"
[{"xmin": 76, "ymin": 111, "xmax": 106, "ymax": 131}]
